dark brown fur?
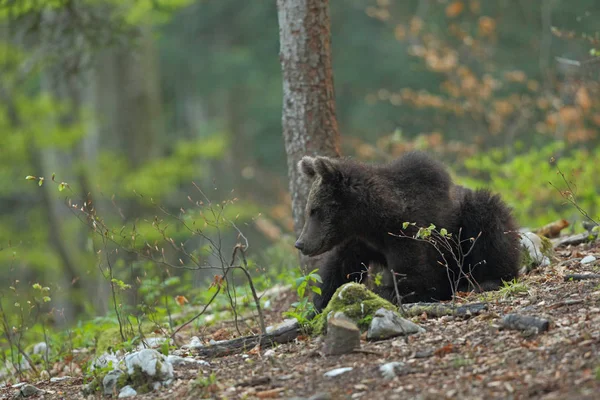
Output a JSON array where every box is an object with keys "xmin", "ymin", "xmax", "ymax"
[{"xmin": 295, "ymin": 151, "xmax": 520, "ymax": 311}]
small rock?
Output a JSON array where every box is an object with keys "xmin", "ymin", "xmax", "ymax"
[
  {"xmin": 20, "ymin": 384, "xmax": 43, "ymax": 397},
  {"xmin": 323, "ymin": 318, "xmax": 360, "ymax": 356},
  {"xmin": 308, "ymin": 394, "xmax": 332, "ymax": 400},
  {"xmin": 136, "ymin": 337, "xmax": 168, "ymax": 351},
  {"xmin": 11, "ymin": 383, "xmax": 26, "ymax": 389},
  {"xmin": 187, "ymin": 336, "xmax": 204, "ymax": 349},
  {"xmin": 379, "ymin": 361, "xmax": 407, "ymax": 380},
  {"xmin": 323, "ymin": 367, "xmax": 353, "ymax": 377},
  {"xmin": 50, "ymin": 376, "xmax": 71, "ymax": 383},
  {"xmin": 32, "ymin": 342, "xmax": 47, "ymax": 359},
  {"xmin": 581, "ymin": 255, "xmax": 597, "ymax": 264},
  {"xmin": 501, "ymin": 313, "xmax": 550, "ymax": 333},
  {"xmin": 118, "ymin": 385, "xmax": 137, "ymax": 398},
  {"xmin": 265, "ymin": 318, "xmax": 299, "ymax": 335},
  {"xmin": 166, "ymin": 355, "xmax": 209, "ymax": 367},
  {"xmin": 263, "ymin": 349, "xmax": 276, "ymax": 358},
  {"xmin": 103, "ymin": 369, "xmax": 124, "ymax": 396},
  {"xmin": 367, "ymin": 308, "xmax": 425, "ymax": 341}
]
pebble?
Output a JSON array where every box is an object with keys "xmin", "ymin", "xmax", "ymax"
[
  {"xmin": 323, "ymin": 367, "xmax": 353, "ymax": 377},
  {"xmin": 581, "ymin": 255, "xmax": 597, "ymax": 264}
]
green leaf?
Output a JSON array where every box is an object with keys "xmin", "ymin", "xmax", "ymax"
[
  {"xmin": 25, "ymin": 175, "xmax": 36, "ymax": 180},
  {"xmin": 38, "ymin": 177, "xmax": 44, "ymax": 186},
  {"xmin": 42, "ymin": 296, "xmax": 51, "ymax": 303},
  {"xmin": 402, "ymin": 222, "xmax": 409, "ymax": 229},
  {"xmin": 311, "ymin": 286, "xmax": 322, "ymax": 295}
]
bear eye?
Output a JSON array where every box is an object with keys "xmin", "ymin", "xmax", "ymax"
[{"xmin": 309, "ymin": 207, "xmax": 318, "ymax": 217}]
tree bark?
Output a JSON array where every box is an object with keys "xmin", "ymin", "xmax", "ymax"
[{"xmin": 277, "ymin": 0, "xmax": 341, "ymax": 242}]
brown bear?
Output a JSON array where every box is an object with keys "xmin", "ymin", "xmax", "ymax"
[{"xmin": 295, "ymin": 151, "xmax": 520, "ymax": 312}]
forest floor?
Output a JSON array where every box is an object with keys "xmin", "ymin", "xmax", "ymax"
[{"xmin": 2, "ymin": 240, "xmax": 600, "ymax": 400}]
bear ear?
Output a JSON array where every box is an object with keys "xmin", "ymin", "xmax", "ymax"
[
  {"xmin": 313, "ymin": 156, "xmax": 343, "ymax": 183},
  {"xmin": 298, "ymin": 156, "xmax": 317, "ymax": 179}
]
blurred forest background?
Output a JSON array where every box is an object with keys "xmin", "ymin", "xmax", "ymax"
[{"xmin": 0, "ymin": 0, "xmax": 599, "ymax": 337}]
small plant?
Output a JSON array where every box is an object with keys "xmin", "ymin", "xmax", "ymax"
[
  {"xmin": 284, "ymin": 268, "xmax": 322, "ymax": 325},
  {"xmin": 192, "ymin": 372, "xmax": 220, "ymax": 397},
  {"xmin": 497, "ymin": 278, "xmax": 529, "ymax": 299},
  {"xmin": 452, "ymin": 356, "xmax": 473, "ymax": 368}
]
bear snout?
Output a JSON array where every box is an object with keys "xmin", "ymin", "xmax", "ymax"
[{"xmin": 294, "ymin": 240, "xmax": 304, "ymax": 251}]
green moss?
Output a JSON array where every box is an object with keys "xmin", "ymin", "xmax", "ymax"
[
  {"xmin": 95, "ymin": 326, "xmax": 123, "ymax": 355},
  {"xmin": 311, "ymin": 282, "xmax": 397, "ymax": 334}
]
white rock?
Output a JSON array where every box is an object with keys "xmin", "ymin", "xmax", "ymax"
[
  {"xmin": 118, "ymin": 385, "xmax": 137, "ymax": 398},
  {"xmin": 367, "ymin": 308, "xmax": 425, "ymax": 341},
  {"xmin": 32, "ymin": 342, "xmax": 48, "ymax": 358},
  {"xmin": 379, "ymin": 361, "xmax": 406, "ymax": 380},
  {"xmin": 324, "ymin": 367, "xmax": 353, "ymax": 377},
  {"xmin": 520, "ymin": 232, "xmax": 551, "ymax": 268},
  {"xmin": 92, "ymin": 352, "xmax": 120, "ymax": 371},
  {"xmin": 581, "ymin": 255, "xmax": 597, "ymax": 264},
  {"xmin": 136, "ymin": 337, "xmax": 169, "ymax": 351},
  {"xmin": 124, "ymin": 349, "xmax": 173, "ymax": 381},
  {"xmin": 263, "ymin": 349, "xmax": 276, "ymax": 358},
  {"xmin": 265, "ymin": 318, "xmax": 298, "ymax": 334}
]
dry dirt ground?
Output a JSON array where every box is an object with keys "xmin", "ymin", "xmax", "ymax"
[{"xmin": 2, "ymin": 240, "xmax": 600, "ymax": 400}]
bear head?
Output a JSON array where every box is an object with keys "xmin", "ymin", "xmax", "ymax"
[{"xmin": 294, "ymin": 156, "xmax": 353, "ymax": 257}]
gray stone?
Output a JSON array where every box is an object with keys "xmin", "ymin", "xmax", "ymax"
[
  {"xmin": 166, "ymin": 355, "xmax": 209, "ymax": 367},
  {"xmin": 20, "ymin": 384, "xmax": 43, "ymax": 397},
  {"xmin": 118, "ymin": 385, "xmax": 137, "ymax": 398},
  {"xmin": 103, "ymin": 369, "xmax": 124, "ymax": 396},
  {"xmin": 379, "ymin": 361, "xmax": 407, "ymax": 380},
  {"xmin": 32, "ymin": 342, "xmax": 47, "ymax": 359},
  {"xmin": 581, "ymin": 255, "xmax": 597, "ymax": 264},
  {"xmin": 50, "ymin": 376, "xmax": 71, "ymax": 383},
  {"xmin": 323, "ymin": 318, "xmax": 360, "ymax": 356},
  {"xmin": 266, "ymin": 318, "xmax": 299, "ymax": 335},
  {"xmin": 367, "ymin": 308, "xmax": 425, "ymax": 341}
]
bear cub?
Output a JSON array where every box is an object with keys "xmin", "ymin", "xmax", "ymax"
[{"xmin": 295, "ymin": 151, "xmax": 520, "ymax": 312}]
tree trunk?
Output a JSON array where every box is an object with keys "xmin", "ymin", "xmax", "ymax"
[{"xmin": 277, "ymin": 0, "xmax": 341, "ymax": 244}]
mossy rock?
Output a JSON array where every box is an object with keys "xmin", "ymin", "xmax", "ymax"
[{"xmin": 312, "ymin": 282, "xmax": 397, "ymax": 335}]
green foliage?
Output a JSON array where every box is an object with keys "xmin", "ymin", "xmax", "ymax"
[
  {"xmin": 122, "ymin": 135, "xmax": 228, "ymax": 200},
  {"xmin": 459, "ymin": 143, "xmax": 600, "ymax": 229},
  {"xmin": 283, "ymin": 268, "xmax": 321, "ymax": 326}
]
